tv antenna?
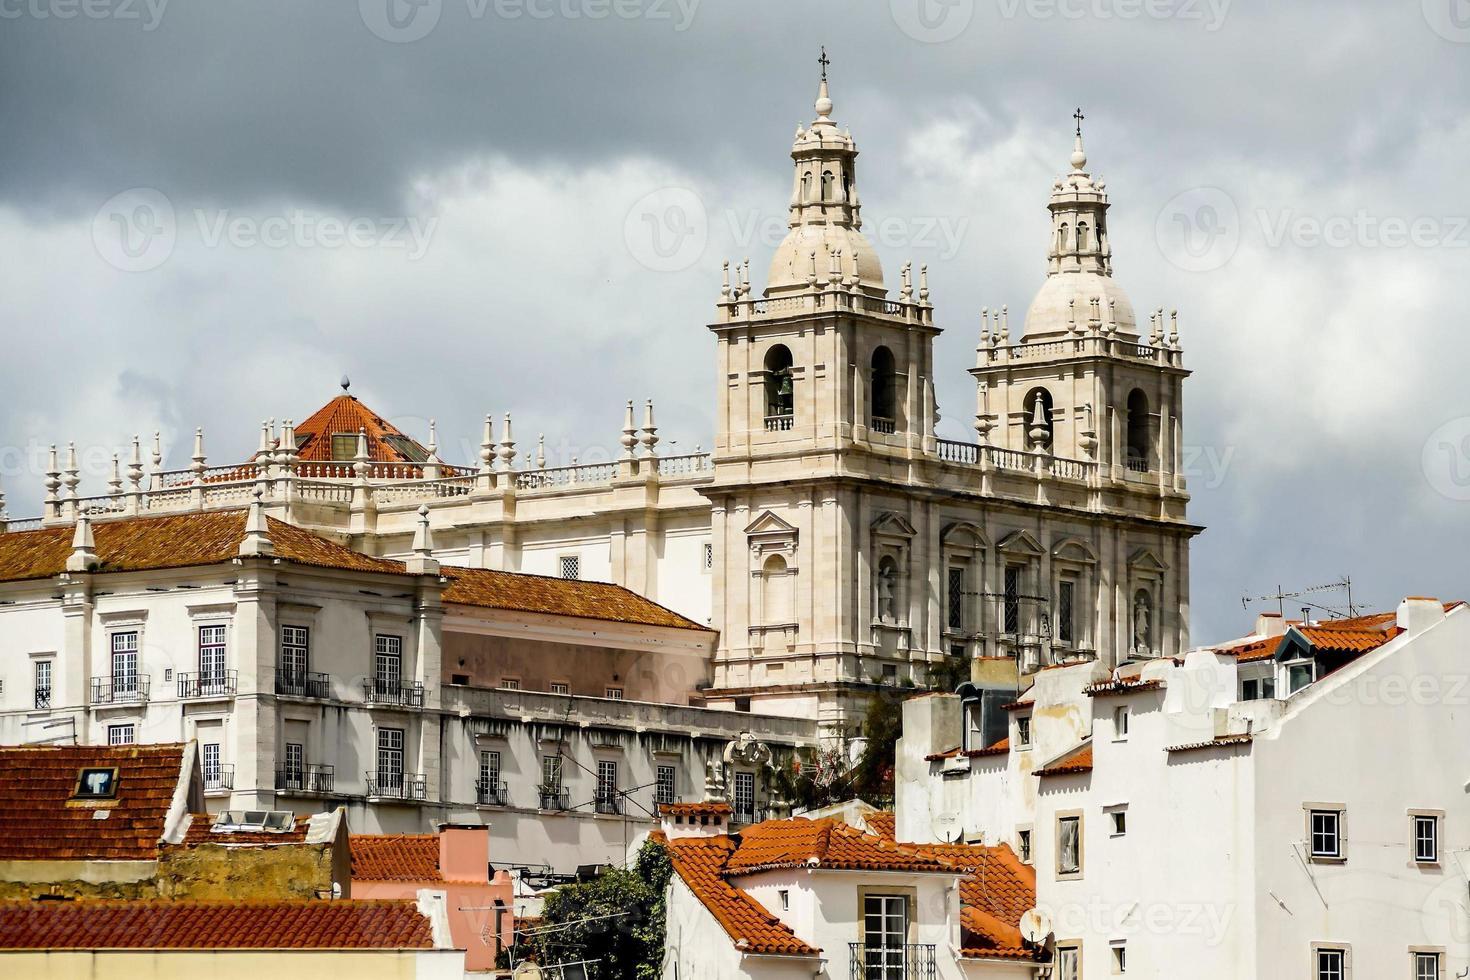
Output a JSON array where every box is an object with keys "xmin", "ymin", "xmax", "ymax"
[{"xmin": 1241, "ymin": 576, "xmax": 1360, "ymax": 620}]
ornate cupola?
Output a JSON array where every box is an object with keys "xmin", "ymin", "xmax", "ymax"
[
  {"xmin": 1021, "ymin": 111, "xmax": 1139, "ymax": 340},
  {"xmin": 765, "ymin": 50, "xmax": 885, "ymax": 299}
]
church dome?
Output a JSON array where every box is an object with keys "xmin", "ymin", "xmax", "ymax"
[
  {"xmin": 1022, "ymin": 270, "xmax": 1137, "ymax": 340},
  {"xmin": 766, "ymin": 222, "xmax": 885, "ymax": 296}
]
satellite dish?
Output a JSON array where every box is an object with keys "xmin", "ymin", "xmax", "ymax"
[
  {"xmin": 512, "ymin": 962, "xmax": 544, "ymax": 980},
  {"xmin": 1019, "ymin": 907, "xmax": 1053, "ymax": 946},
  {"xmin": 931, "ymin": 811, "xmax": 961, "ymax": 844}
]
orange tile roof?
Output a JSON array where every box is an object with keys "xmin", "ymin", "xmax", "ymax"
[
  {"xmin": 0, "ymin": 900, "xmax": 434, "ymax": 949},
  {"xmin": 725, "ymin": 818, "xmax": 954, "ymax": 875},
  {"xmin": 1228, "ymin": 635, "xmax": 1282, "ymax": 663},
  {"xmin": 660, "ymin": 801, "xmax": 733, "ymax": 817},
  {"xmin": 966, "ymin": 736, "xmax": 1010, "ymax": 758},
  {"xmin": 292, "ymin": 394, "xmax": 430, "ymax": 465},
  {"xmin": 1166, "ymin": 734, "xmax": 1254, "ymax": 753},
  {"xmin": 0, "ymin": 511, "xmax": 402, "ymax": 584},
  {"xmin": 441, "ymin": 566, "xmax": 709, "ymax": 631},
  {"xmin": 350, "ymin": 834, "xmax": 443, "ymax": 882},
  {"xmin": 1296, "ymin": 625, "xmax": 1395, "ymax": 655},
  {"xmin": 1084, "ymin": 678, "xmax": 1164, "ymax": 696},
  {"xmin": 176, "ymin": 812, "xmax": 311, "ymax": 847},
  {"xmin": 921, "ymin": 842, "xmax": 1035, "ymax": 961},
  {"xmin": 864, "ymin": 811, "xmax": 895, "ymax": 841},
  {"xmin": 664, "ymin": 835, "xmax": 818, "ymax": 957},
  {"xmin": 1033, "ymin": 743, "xmax": 1093, "ymax": 778},
  {"xmin": 0, "ymin": 743, "xmax": 185, "ymax": 861}
]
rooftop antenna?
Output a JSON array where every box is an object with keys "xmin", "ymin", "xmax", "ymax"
[{"xmin": 1241, "ymin": 576, "xmax": 1360, "ymax": 619}]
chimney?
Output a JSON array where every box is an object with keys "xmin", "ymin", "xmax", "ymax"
[
  {"xmin": 436, "ymin": 824, "xmax": 490, "ymax": 883},
  {"xmin": 1397, "ymin": 597, "xmax": 1445, "ymax": 636},
  {"xmin": 1254, "ymin": 612, "xmax": 1287, "ymax": 638},
  {"xmin": 659, "ymin": 802, "xmax": 731, "ymax": 841}
]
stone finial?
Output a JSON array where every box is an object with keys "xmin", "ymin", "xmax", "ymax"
[
  {"xmin": 0, "ymin": 472, "xmax": 6, "ymax": 520},
  {"xmin": 1067, "ymin": 298, "xmax": 1078, "ymax": 336},
  {"xmin": 979, "ymin": 307, "xmax": 991, "ymax": 347},
  {"xmin": 1169, "ymin": 309, "xmax": 1180, "ymax": 348},
  {"xmin": 426, "ymin": 419, "xmax": 440, "ymax": 460},
  {"xmin": 1105, "ymin": 298, "xmax": 1117, "ymax": 335},
  {"xmin": 63, "ymin": 442, "xmax": 80, "ymax": 500},
  {"xmin": 406, "ymin": 504, "xmax": 440, "ymax": 576},
  {"xmin": 190, "ymin": 427, "xmax": 206, "ymax": 483},
  {"xmin": 478, "ymin": 414, "xmax": 495, "ymax": 475},
  {"xmin": 740, "ymin": 259, "xmax": 751, "ymax": 297},
  {"xmin": 280, "ymin": 420, "xmax": 298, "ymax": 467},
  {"xmin": 640, "ymin": 400, "xmax": 660, "ymax": 459},
  {"xmin": 108, "ymin": 454, "xmax": 123, "ymax": 497},
  {"xmin": 919, "ymin": 264, "xmax": 930, "ymax": 305},
  {"xmin": 620, "ymin": 400, "xmax": 638, "ymax": 460},
  {"xmin": 353, "ymin": 427, "xmax": 370, "ymax": 480},
  {"xmin": 497, "ymin": 413, "xmax": 517, "ymax": 470},
  {"xmin": 66, "ymin": 514, "xmax": 96, "ymax": 572},
  {"xmin": 1000, "ymin": 305, "xmax": 1010, "ymax": 344},
  {"xmin": 239, "ymin": 488, "xmax": 274, "ymax": 557},
  {"xmin": 721, "ymin": 260, "xmax": 731, "ymax": 301},
  {"xmin": 1027, "ymin": 396, "xmax": 1051, "ymax": 450},
  {"xmin": 44, "ymin": 445, "xmax": 60, "ymax": 507},
  {"xmin": 256, "ymin": 421, "xmax": 272, "ymax": 462},
  {"xmin": 127, "ymin": 436, "xmax": 144, "ymax": 492},
  {"xmin": 900, "ymin": 261, "xmax": 913, "ymax": 301},
  {"xmin": 535, "ymin": 434, "xmax": 546, "ymax": 470}
]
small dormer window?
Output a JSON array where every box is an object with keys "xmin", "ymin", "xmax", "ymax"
[
  {"xmin": 73, "ymin": 767, "xmax": 119, "ymax": 800},
  {"xmin": 330, "ymin": 433, "xmax": 359, "ymax": 461},
  {"xmin": 1285, "ymin": 659, "xmax": 1316, "ymax": 694}
]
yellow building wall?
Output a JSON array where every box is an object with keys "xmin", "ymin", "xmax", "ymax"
[{"xmin": 0, "ymin": 949, "xmax": 460, "ymax": 979}]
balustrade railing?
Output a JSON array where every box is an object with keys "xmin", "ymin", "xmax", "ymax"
[
  {"xmin": 203, "ymin": 764, "xmax": 235, "ymax": 792},
  {"xmin": 363, "ymin": 677, "xmax": 425, "ymax": 708},
  {"xmin": 177, "ymin": 670, "xmax": 238, "ymax": 699},
  {"xmin": 91, "ymin": 675, "xmax": 150, "ymax": 705},
  {"xmin": 656, "ymin": 453, "xmax": 714, "ymax": 477},
  {"xmin": 275, "ymin": 669, "xmax": 331, "ymax": 700},
  {"xmin": 365, "ymin": 771, "xmax": 426, "ymax": 800},
  {"xmin": 848, "ymin": 943, "xmax": 937, "ymax": 980},
  {"xmin": 277, "ymin": 764, "xmax": 335, "ymax": 794}
]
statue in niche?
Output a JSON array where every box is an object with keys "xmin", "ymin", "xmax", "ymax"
[
  {"xmin": 876, "ymin": 558, "xmax": 898, "ymax": 623},
  {"xmin": 1133, "ymin": 589, "xmax": 1152, "ymax": 656}
]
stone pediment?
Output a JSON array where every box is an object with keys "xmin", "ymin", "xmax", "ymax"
[
  {"xmin": 941, "ymin": 521, "xmax": 988, "ymax": 550},
  {"xmin": 870, "ymin": 512, "xmax": 918, "ymax": 538},
  {"xmin": 1051, "ymin": 536, "xmax": 1098, "ymax": 564},
  {"xmin": 997, "ymin": 529, "xmax": 1045, "ymax": 557},
  {"xmin": 744, "ymin": 511, "xmax": 797, "ymax": 537},
  {"xmin": 1127, "ymin": 548, "xmax": 1169, "ymax": 572}
]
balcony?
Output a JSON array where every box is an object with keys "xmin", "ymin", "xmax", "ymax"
[
  {"xmin": 848, "ymin": 943, "xmax": 937, "ymax": 980},
  {"xmin": 277, "ymin": 764, "xmax": 335, "ymax": 795},
  {"xmin": 594, "ymin": 793, "xmax": 623, "ymax": 816},
  {"xmin": 203, "ymin": 764, "xmax": 235, "ymax": 793},
  {"xmin": 1125, "ymin": 455, "xmax": 1149, "ymax": 473},
  {"xmin": 870, "ymin": 416, "xmax": 896, "ymax": 434},
  {"xmin": 538, "ymin": 785, "xmax": 570, "ymax": 811},
  {"xmin": 365, "ymin": 771, "xmax": 427, "ymax": 801},
  {"xmin": 764, "ymin": 414, "xmax": 795, "ymax": 432},
  {"xmin": 90, "ymin": 675, "xmax": 150, "ymax": 706},
  {"xmin": 275, "ymin": 669, "xmax": 331, "ymax": 700},
  {"xmin": 33, "ymin": 689, "xmax": 51, "ymax": 710},
  {"xmin": 732, "ymin": 806, "xmax": 768, "ymax": 826},
  {"xmin": 362, "ymin": 677, "xmax": 425, "ymax": 708},
  {"xmin": 476, "ymin": 779, "xmax": 508, "ymax": 807},
  {"xmin": 177, "ymin": 670, "xmax": 238, "ymax": 699}
]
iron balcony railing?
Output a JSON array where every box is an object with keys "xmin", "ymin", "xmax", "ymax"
[
  {"xmin": 594, "ymin": 793, "xmax": 623, "ymax": 816},
  {"xmin": 91, "ymin": 675, "xmax": 150, "ymax": 705},
  {"xmin": 538, "ymin": 785, "xmax": 570, "ymax": 810},
  {"xmin": 275, "ymin": 669, "xmax": 331, "ymax": 700},
  {"xmin": 277, "ymin": 764, "xmax": 335, "ymax": 795},
  {"xmin": 33, "ymin": 688, "xmax": 51, "ymax": 710},
  {"xmin": 365, "ymin": 771, "xmax": 427, "ymax": 801},
  {"xmin": 362, "ymin": 677, "xmax": 425, "ymax": 708},
  {"xmin": 732, "ymin": 806, "xmax": 768, "ymax": 825},
  {"xmin": 178, "ymin": 670, "xmax": 238, "ymax": 699},
  {"xmin": 476, "ymin": 779, "xmax": 508, "ymax": 806},
  {"xmin": 848, "ymin": 943, "xmax": 938, "ymax": 980},
  {"xmin": 203, "ymin": 764, "xmax": 235, "ymax": 792}
]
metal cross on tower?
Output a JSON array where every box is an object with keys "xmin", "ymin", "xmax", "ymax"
[
  {"xmin": 1073, "ymin": 107, "xmax": 1085, "ymax": 137},
  {"xmin": 818, "ymin": 46, "xmax": 830, "ymax": 81}
]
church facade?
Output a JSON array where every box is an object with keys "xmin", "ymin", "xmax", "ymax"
[{"xmin": 5, "ymin": 70, "xmax": 1199, "ymax": 731}]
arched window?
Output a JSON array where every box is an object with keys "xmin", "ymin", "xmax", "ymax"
[
  {"xmin": 821, "ymin": 170, "xmax": 835, "ymax": 201},
  {"xmin": 876, "ymin": 555, "xmax": 899, "ymax": 624},
  {"xmin": 1132, "ymin": 588, "xmax": 1153, "ymax": 657},
  {"xmin": 800, "ymin": 172, "xmax": 813, "ymax": 202},
  {"xmin": 1057, "ymin": 223, "xmax": 1069, "ymax": 252},
  {"xmin": 1126, "ymin": 389, "xmax": 1150, "ymax": 471},
  {"xmin": 762, "ymin": 554, "xmax": 791, "ymax": 625},
  {"xmin": 842, "ymin": 173, "xmax": 852, "ymax": 205},
  {"xmin": 870, "ymin": 346, "xmax": 896, "ymax": 432},
  {"xmin": 1025, "ymin": 388, "xmax": 1054, "ymax": 448},
  {"xmin": 1077, "ymin": 222, "xmax": 1090, "ymax": 251},
  {"xmin": 764, "ymin": 345, "xmax": 794, "ymax": 425}
]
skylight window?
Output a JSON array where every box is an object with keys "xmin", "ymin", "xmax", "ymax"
[
  {"xmin": 211, "ymin": 809, "xmax": 295, "ymax": 833},
  {"xmin": 73, "ymin": 767, "xmax": 119, "ymax": 800}
]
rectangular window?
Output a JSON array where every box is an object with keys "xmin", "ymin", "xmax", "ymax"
[
  {"xmin": 1241, "ymin": 677, "xmax": 1259, "ymax": 701},
  {"xmin": 655, "ymin": 764, "xmax": 677, "ymax": 806},
  {"xmin": 862, "ymin": 894, "xmax": 908, "ymax": 977},
  {"xmin": 1054, "ymin": 944, "xmax": 1080, "ymax": 980},
  {"xmin": 542, "ymin": 755, "xmax": 562, "ymax": 791},
  {"xmin": 703, "ymin": 542, "xmax": 714, "ymax": 571},
  {"xmin": 779, "ymin": 889, "xmax": 790, "ymax": 911},
  {"xmin": 198, "ymin": 625, "xmax": 227, "ymax": 689},
  {"xmin": 33, "ymin": 660, "xmax": 52, "ymax": 709},
  {"xmin": 107, "ymin": 723, "xmax": 135, "ymax": 746},
  {"xmin": 596, "ymin": 760, "xmax": 619, "ymax": 813},
  {"xmin": 1003, "ymin": 566, "xmax": 1021, "ymax": 635},
  {"xmin": 605, "ymin": 687, "xmax": 624, "ymax": 700},
  {"xmin": 1310, "ymin": 809, "xmax": 1342, "ymax": 859},
  {"xmin": 202, "ymin": 742, "xmax": 221, "ymax": 786},
  {"xmin": 1111, "ymin": 809, "xmax": 1127, "ymax": 836},
  {"xmin": 480, "ymin": 750, "xmax": 501, "ymax": 802},
  {"xmin": 1287, "ymin": 660, "xmax": 1315, "ymax": 694},
  {"xmin": 1416, "ymin": 951, "xmax": 1441, "ymax": 980},
  {"xmin": 1016, "ymin": 715, "xmax": 1032, "ymax": 748},
  {"xmin": 1415, "ymin": 814, "xmax": 1440, "ymax": 863},
  {"xmin": 947, "ymin": 566, "xmax": 965, "ymax": 631},
  {"xmin": 1057, "ymin": 579, "xmax": 1076, "ymax": 644},
  {"xmin": 1058, "ymin": 815, "xmax": 1081, "ymax": 875},
  {"xmin": 1316, "ymin": 947, "xmax": 1346, "ymax": 980},
  {"xmin": 283, "ymin": 742, "xmax": 304, "ymax": 785},
  {"xmin": 1114, "ymin": 706, "xmax": 1129, "ymax": 739},
  {"xmin": 1111, "ymin": 941, "xmax": 1127, "ymax": 974},
  {"xmin": 281, "ymin": 626, "xmax": 309, "ymax": 684},
  {"xmin": 376, "ymin": 727, "xmax": 404, "ymax": 791},
  {"xmin": 1018, "ymin": 829, "xmax": 1032, "ymax": 863},
  {"xmin": 734, "ymin": 770, "xmax": 756, "ymax": 820},
  {"xmin": 500, "ymin": 678, "xmax": 520, "ymax": 691},
  {"xmin": 550, "ymin": 682, "xmax": 569, "ymax": 695},
  {"xmin": 111, "ymin": 631, "xmax": 139, "ymax": 694},
  {"xmin": 560, "ymin": 555, "xmax": 580, "ymax": 580},
  {"xmin": 1262, "ymin": 677, "xmax": 1276, "ymax": 699},
  {"xmin": 375, "ymin": 635, "xmax": 403, "ymax": 696}
]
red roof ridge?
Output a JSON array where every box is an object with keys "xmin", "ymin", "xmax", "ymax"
[{"xmin": 1033, "ymin": 741, "xmax": 1094, "ymax": 778}]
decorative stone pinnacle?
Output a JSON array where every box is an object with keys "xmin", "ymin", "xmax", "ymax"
[
  {"xmin": 620, "ymin": 400, "xmax": 638, "ymax": 460},
  {"xmin": 239, "ymin": 487, "xmax": 274, "ymax": 557},
  {"xmin": 67, "ymin": 514, "xmax": 96, "ymax": 572},
  {"xmin": 641, "ymin": 400, "xmax": 660, "ymax": 458},
  {"xmin": 497, "ymin": 413, "xmax": 517, "ymax": 469}
]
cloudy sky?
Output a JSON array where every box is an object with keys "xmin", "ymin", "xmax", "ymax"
[{"xmin": 1, "ymin": 0, "xmax": 1467, "ymax": 642}]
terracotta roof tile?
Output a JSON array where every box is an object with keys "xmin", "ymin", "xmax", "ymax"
[
  {"xmin": 664, "ymin": 835, "xmax": 818, "ymax": 957},
  {"xmin": 1166, "ymin": 734, "xmax": 1254, "ymax": 753},
  {"xmin": 920, "ymin": 843, "xmax": 1035, "ymax": 961},
  {"xmin": 864, "ymin": 811, "xmax": 895, "ymax": 841},
  {"xmin": 1296, "ymin": 625, "xmax": 1395, "ymax": 655},
  {"xmin": 1227, "ymin": 635, "xmax": 1282, "ymax": 663},
  {"xmin": 292, "ymin": 395, "xmax": 431, "ymax": 465},
  {"xmin": 176, "ymin": 812, "xmax": 311, "ymax": 847},
  {"xmin": 725, "ymin": 818, "xmax": 953, "ymax": 875},
  {"xmin": 350, "ymin": 835, "xmax": 443, "ymax": 882},
  {"xmin": 1033, "ymin": 743, "xmax": 1093, "ymax": 778},
  {"xmin": 660, "ymin": 801, "xmax": 732, "ymax": 817},
  {"xmin": 0, "ymin": 900, "xmax": 434, "ymax": 949},
  {"xmin": 1084, "ymin": 678, "xmax": 1164, "ymax": 696},
  {"xmin": 441, "ymin": 566, "xmax": 708, "ymax": 631},
  {"xmin": 0, "ymin": 743, "xmax": 184, "ymax": 861},
  {"xmin": 965, "ymin": 736, "xmax": 1010, "ymax": 758}
]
